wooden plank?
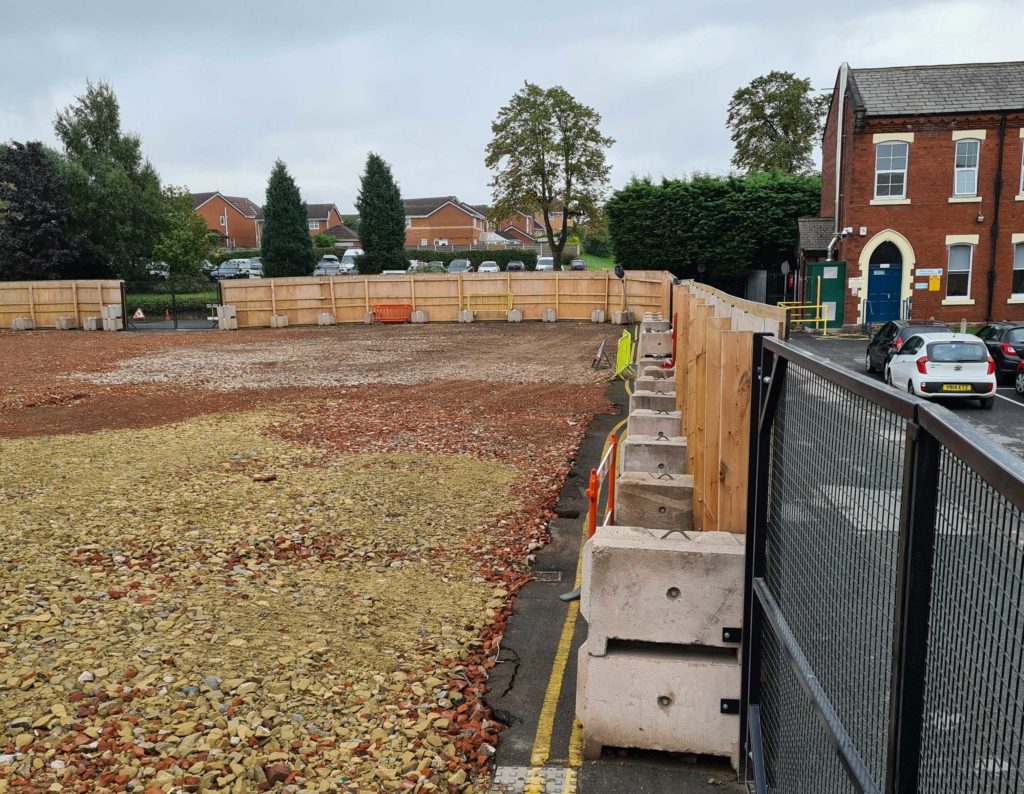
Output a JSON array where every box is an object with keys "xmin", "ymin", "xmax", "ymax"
[
  {"xmin": 687, "ymin": 303, "xmax": 713, "ymax": 531},
  {"xmin": 702, "ymin": 316, "xmax": 731, "ymax": 532},
  {"xmin": 719, "ymin": 332, "xmax": 753, "ymax": 533},
  {"xmin": 270, "ymin": 281, "xmax": 277, "ymax": 318},
  {"xmin": 72, "ymin": 282, "xmax": 80, "ymax": 325},
  {"xmin": 410, "ymin": 275, "xmax": 416, "ymax": 311}
]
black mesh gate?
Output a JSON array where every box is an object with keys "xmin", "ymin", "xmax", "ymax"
[
  {"xmin": 122, "ymin": 281, "xmax": 221, "ymax": 330},
  {"xmin": 741, "ymin": 334, "xmax": 1024, "ymax": 793}
]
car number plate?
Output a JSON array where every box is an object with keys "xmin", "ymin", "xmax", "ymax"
[{"xmin": 941, "ymin": 384, "xmax": 972, "ymax": 392}]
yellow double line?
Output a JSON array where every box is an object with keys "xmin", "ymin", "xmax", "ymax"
[{"xmin": 524, "ymin": 409, "xmax": 629, "ymax": 790}]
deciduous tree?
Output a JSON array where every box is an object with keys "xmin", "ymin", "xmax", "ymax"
[
  {"xmin": 727, "ymin": 71, "xmax": 829, "ymax": 174},
  {"xmin": 354, "ymin": 153, "xmax": 406, "ymax": 275},
  {"xmin": 485, "ymin": 83, "xmax": 613, "ymax": 269},
  {"xmin": 153, "ymin": 186, "xmax": 211, "ymax": 283},
  {"xmin": 261, "ymin": 160, "xmax": 315, "ymax": 277}
]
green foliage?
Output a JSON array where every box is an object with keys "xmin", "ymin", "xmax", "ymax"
[
  {"xmin": 0, "ymin": 141, "xmax": 84, "ymax": 280},
  {"xmin": 312, "ymin": 233, "xmax": 334, "ymax": 248},
  {"xmin": 154, "ymin": 186, "xmax": 210, "ymax": 280},
  {"xmin": 582, "ymin": 228, "xmax": 612, "ymax": 258},
  {"xmin": 485, "ymin": 82, "xmax": 613, "ymax": 269},
  {"xmin": 340, "ymin": 214, "xmax": 360, "ymax": 235},
  {"xmin": 261, "ymin": 160, "xmax": 315, "ymax": 277},
  {"xmin": 125, "ymin": 290, "xmax": 218, "ymax": 317},
  {"xmin": 727, "ymin": 71, "xmax": 830, "ymax": 174},
  {"xmin": 405, "ymin": 249, "xmax": 538, "ymax": 271},
  {"xmin": 355, "ymin": 153, "xmax": 405, "ymax": 275},
  {"xmin": 54, "ymin": 80, "xmax": 166, "ymax": 279},
  {"xmin": 211, "ymin": 248, "xmax": 261, "ymax": 265},
  {"xmin": 606, "ymin": 171, "xmax": 821, "ymax": 279}
]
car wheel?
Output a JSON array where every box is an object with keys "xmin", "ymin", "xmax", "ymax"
[
  {"xmin": 907, "ymin": 380, "xmax": 915, "ymax": 397},
  {"xmin": 864, "ymin": 353, "xmax": 874, "ymax": 373},
  {"xmin": 1016, "ymin": 371, "xmax": 1024, "ymax": 396},
  {"xmin": 885, "ymin": 368, "xmax": 893, "ymax": 386},
  {"xmin": 979, "ymin": 396, "xmax": 995, "ymax": 410}
]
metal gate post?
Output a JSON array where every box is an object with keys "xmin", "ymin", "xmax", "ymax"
[
  {"xmin": 885, "ymin": 415, "xmax": 940, "ymax": 793},
  {"xmin": 120, "ymin": 282, "xmax": 128, "ymax": 331},
  {"xmin": 171, "ymin": 289, "xmax": 178, "ymax": 331}
]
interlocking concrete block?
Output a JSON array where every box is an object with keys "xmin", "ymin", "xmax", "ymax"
[
  {"xmin": 590, "ymin": 309, "xmax": 606, "ymax": 324},
  {"xmin": 638, "ymin": 356, "xmax": 670, "ymax": 373},
  {"xmin": 219, "ymin": 317, "xmax": 238, "ymax": 331},
  {"xmin": 620, "ymin": 434, "xmax": 686, "ymax": 475},
  {"xmin": 541, "ymin": 308, "xmax": 557, "ymax": 323},
  {"xmin": 641, "ymin": 365, "xmax": 675, "ymax": 379},
  {"xmin": 611, "ymin": 310, "xmax": 633, "ymax": 325},
  {"xmin": 576, "ymin": 638, "xmax": 740, "ymax": 767},
  {"xmin": 410, "ymin": 310, "xmax": 428, "ymax": 323},
  {"xmin": 317, "ymin": 311, "xmax": 336, "ymax": 326},
  {"xmin": 626, "ymin": 408, "xmax": 681, "ymax": 438},
  {"xmin": 10, "ymin": 317, "xmax": 34, "ymax": 331},
  {"xmin": 218, "ymin": 304, "xmax": 237, "ymax": 320},
  {"xmin": 638, "ymin": 330, "xmax": 672, "ymax": 358},
  {"xmin": 270, "ymin": 314, "xmax": 288, "ymax": 328},
  {"xmin": 614, "ymin": 472, "xmax": 694, "ymax": 531},
  {"xmin": 55, "ymin": 316, "xmax": 76, "ymax": 330},
  {"xmin": 83, "ymin": 317, "xmax": 101, "ymax": 331},
  {"xmin": 635, "ymin": 376, "xmax": 675, "ymax": 394},
  {"xmin": 640, "ymin": 318, "xmax": 671, "ymax": 332},
  {"xmin": 506, "ymin": 308, "xmax": 523, "ymax": 323},
  {"xmin": 363, "ymin": 311, "xmax": 374, "ymax": 324},
  {"xmin": 580, "ymin": 525, "xmax": 741, "ymax": 652},
  {"xmin": 101, "ymin": 305, "xmax": 122, "ymax": 320},
  {"xmin": 458, "ymin": 309, "xmax": 474, "ymax": 323},
  {"xmin": 628, "ymin": 391, "xmax": 677, "ymax": 414},
  {"xmin": 102, "ymin": 317, "xmax": 122, "ymax": 331}
]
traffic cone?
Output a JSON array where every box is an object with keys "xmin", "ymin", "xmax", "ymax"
[{"xmin": 164, "ymin": 308, "xmax": 171, "ymax": 321}]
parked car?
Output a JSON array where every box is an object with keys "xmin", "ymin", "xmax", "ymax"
[
  {"xmin": 408, "ymin": 259, "xmax": 425, "ymax": 271},
  {"xmin": 241, "ymin": 257, "xmax": 262, "ymax": 278},
  {"xmin": 975, "ymin": 322, "xmax": 1024, "ymax": 384},
  {"xmin": 885, "ymin": 332, "xmax": 996, "ymax": 409},
  {"xmin": 313, "ymin": 260, "xmax": 343, "ymax": 276},
  {"xmin": 568, "ymin": 259, "xmax": 587, "ymax": 271},
  {"xmin": 478, "ymin": 260, "xmax": 499, "ymax": 273},
  {"xmin": 536, "ymin": 257, "xmax": 554, "ymax": 272},
  {"xmin": 865, "ymin": 320, "xmax": 949, "ymax": 374},
  {"xmin": 339, "ymin": 249, "xmax": 362, "ymax": 273},
  {"xmin": 1017, "ymin": 360, "xmax": 1024, "ymax": 396},
  {"xmin": 506, "ymin": 260, "xmax": 526, "ymax": 272},
  {"xmin": 147, "ymin": 262, "xmax": 169, "ymax": 281},
  {"xmin": 321, "ymin": 254, "xmax": 339, "ymax": 262},
  {"xmin": 447, "ymin": 258, "xmax": 472, "ymax": 274},
  {"xmin": 212, "ymin": 259, "xmax": 249, "ymax": 280}
]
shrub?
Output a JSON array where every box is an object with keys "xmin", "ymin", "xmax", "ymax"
[
  {"xmin": 125, "ymin": 291, "xmax": 218, "ymax": 317},
  {"xmin": 583, "ymin": 230, "xmax": 612, "ymax": 258}
]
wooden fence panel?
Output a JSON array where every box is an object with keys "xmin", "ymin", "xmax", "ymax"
[
  {"xmin": 0, "ymin": 280, "xmax": 123, "ymax": 328},
  {"xmin": 702, "ymin": 316, "xmax": 731, "ymax": 532},
  {"xmin": 718, "ymin": 332, "xmax": 753, "ymax": 533}
]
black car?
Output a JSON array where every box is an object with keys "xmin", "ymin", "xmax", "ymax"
[
  {"xmin": 865, "ymin": 320, "xmax": 949, "ymax": 373},
  {"xmin": 976, "ymin": 322, "xmax": 1024, "ymax": 383},
  {"xmin": 506, "ymin": 260, "xmax": 526, "ymax": 272},
  {"xmin": 568, "ymin": 259, "xmax": 587, "ymax": 271}
]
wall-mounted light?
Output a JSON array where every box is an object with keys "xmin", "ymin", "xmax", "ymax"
[{"xmin": 977, "ymin": 213, "xmax": 985, "ymax": 223}]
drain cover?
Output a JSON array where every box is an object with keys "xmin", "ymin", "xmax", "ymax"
[
  {"xmin": 533, "ymin": 570, "xmax": 563, "ymax": 583},
  {"xmin": 491, "ymin": 766, "xmax": 577, "ymax": 793}
]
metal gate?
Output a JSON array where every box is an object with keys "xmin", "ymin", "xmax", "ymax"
[
  {"xmin": 741, "ymin": 334, "xmax": 1024, "ymax": 793},
  {"xmin": 122, "ymin": 281, "xmax": 220, "ymax": 330}
]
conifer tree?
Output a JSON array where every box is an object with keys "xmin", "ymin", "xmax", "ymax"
[{"xmin": 261, "ymin": 160, "xmax": 314, "ymax": 277}]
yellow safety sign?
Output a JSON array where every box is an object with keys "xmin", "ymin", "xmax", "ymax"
[
  {"xmin": 613, "ymin": 329, "xmax": 635, "ymax": 380},
  {"xmin": 928, "ymin": 275, "xmax": 940, "ymax": 292}
]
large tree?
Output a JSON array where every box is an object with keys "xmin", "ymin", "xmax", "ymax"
[
  {"xmin": 727, "ymin": 71, "xmax": 830, "ymax": 174},
  {"xmin": 354, "ymin": 153, "xmax": 406, "ymax": 275},
  {"xmin": 485, "ymin": 82, "xmax": 613, "ymax": 269},
  {"xmin": 0, "ymin": 141, "xmax": 84, "ymax": 280},
  {"xmin": 54, "ymin": 80, "xmax": 166, "ymax": 278},
  {"xmin": 153, "ymin": 186, "xmax": 211, "ymax": 282},
  {"xmin": 261, "ymin": 160, "xmax": 315, "ymax": 277}
]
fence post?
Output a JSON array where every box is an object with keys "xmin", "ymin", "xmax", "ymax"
[
  {"xmin": 885, "ymin": 416, "xmax": 940, "ymax": 794},
  {"xmin": 171, "ymin": 289, "xmax": 178, "ymax": 331}
]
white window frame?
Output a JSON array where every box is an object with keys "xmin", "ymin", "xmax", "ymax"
[
  {"xmin": 874, "ymin": 141, "xmax": 908, "ymax": 200},
  {"xmin": 1019, "ymin": 146, "xmax": 1024, "ymax": 196},
  {"xmin": 419, "ymin": 238, "xmax": 428, "ymax": 247},
  {"xmin": 953, "ymin": 139, "xmax": 980, "ymax": 196},
  {"xmin": 1013, "ymin": 241, "xmax": 1024, "ymax": 296},
  {"xmin": 308, "ymin": 220, "xmax": 320, "ymax": 231},
  {"xmin": 946, "ymin": 243, "xmax": 973, "ymax": 298},
  {"xmin": 405, "ymin": 216, "xmax": 412, "ymax": 228}
]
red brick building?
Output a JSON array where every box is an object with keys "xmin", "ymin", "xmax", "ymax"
[
  {"xmin": 816, "ymin": 61, "xmax": 1024, "ymax": 326},
  {"xmin": 192, "ymin": 192, "xmax": 262, "ymax": 249},
  {"xmin": 403, "ymin": 196, "xmax": 492, "ymax": 247}
]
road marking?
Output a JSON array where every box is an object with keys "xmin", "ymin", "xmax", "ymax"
[{"xmin": 995, "ymin": 393, "xmax": 1024, "ymax": 407}]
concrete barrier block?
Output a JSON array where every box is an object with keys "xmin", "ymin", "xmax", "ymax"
[
  {"xmin": 541, "ymin": 308, "xmax": 557, "ymax": 323},
  {"xmin": 363, "ymin": 311, "xmax": 374, "ymax": 324},
  {"xmin": 638, "ymin": 356, "xmax": 670, "ymax": 372},
  {"xmin": 627, "ymin": 408, "xmax": 682, "ymax": 438},
  {"xmin": 270, "ymin": 314, "xmax": 288, "ymax": 328},
  {"xmin": 581, "ymin": 525, "xmax": 741, "ymax": 651},
  {"xmin": 458, "ymin": 309, "xmax": 474, "ymax": 323},
  {"xmin": 101, "ymin": 305, "xmax": 122, "ymax": 320},
  {"xmin": 317, "ymin": 311, "xmax": 336, "ymax": 326},
  {"xmin": 506, "ymin": 308, "xmax": 523, "ymax": 323},
  {"xmin": 635, "ymin": 376, "xmax": 675, "ymax": 394},
  {"xmin": 642, "ymin": 366, "xmax": 675, "ymax": 379},
  {"xmin": 640, "ymin": 319, "xmax": 671, "ymax": 332},
  {"xmin": 576, "ymin": 638, "xmax": 740, "ymax": 767},
  {"xmin": 102, "ymin": 317, "xmax": 122, "ymax": 331},
  {"xmin": 590, "ymin": 309, "xmax": 606, "ymax": 324},
  {"xmin": 10, "ymin": 317, "xmax": 34, "ymax": 331},
  {"xmin": 611, "ymin": 310, "xmax": 633, "ymax": 325},
  {"xmin": 638, "ymin": 330, "xmax": 673, "ymax": 358},
  {"xmin": 219, "ymin": 317, "xmax": 238, "ymax": 331},
  {"xmin": 55, "ymin": 316, "xmax": 76, "ymax": 330},
  {"xmin": 612, "ymin": 473, "xmax": 694, "ymax": 532},
  {"xmin": 83, "ymin": 317, "xmax": 101, "ymax": 331},
  {"xmin": 410, "ymin": 310, "xmax": 428, "ymax": 323},
  {"xmin": 628, "ymin": 391, "xmax": 677, "ymax": 414},
  {"xmin": 217, "ymin": 304, "xmax": 237, "ymax": 320},
  {"xmin": 620, "ymin": 433, "xmax": 686, "ymax": 475}
]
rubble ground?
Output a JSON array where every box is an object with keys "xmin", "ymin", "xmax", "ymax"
[{"xmin": 0, "ymin": 324, "xmax": 613, "ymax": 793}]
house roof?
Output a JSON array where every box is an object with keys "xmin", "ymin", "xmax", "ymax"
[
  {"xmin": 323, "ymin": 223, "xmax": 359, "ymax": 241},
  {"xmin": 191, "ymin": 191, "xmax": 218, "ymax": 210},
  {"xmin": 224, "ymin": 195, "xmax": 261, "ymax": 218},
  {"xmin": 403, "ymin": 196, "xmax": 485, "ymax": 219},
  {"xmin": 849, "ymin": 61, "xmax": 1024, "ymax": 117},
  {"xmin": 495, "ymin": 230, "xmax": 524, "ymax": 244},
  {"xmin": 797, "ymin": 217, "xmax": 835, "ymax": 252},
  {"xmin": 469, "ymin": 204, "xmax": 490, "ymax": 216},
  {"xmin": 306, "ymin": 203, "xmax": 337, "ymax": 221}
]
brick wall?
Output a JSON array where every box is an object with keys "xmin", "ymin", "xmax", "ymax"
[
  {"xmin": 404, "ymin": 204, "xmax": 480, "ymax": 246},
  {"xmin": 194, "ymin": 198, "xmax": 260, "ymax": 249}
]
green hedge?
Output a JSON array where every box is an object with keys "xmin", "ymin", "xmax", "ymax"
[
  {"xmin": 125, "ymin": 291, "xmax": 218, "ymax": 316},
  {"xmin": 405, "ymin": 249, "xmax": 538, "ymax": 271}
]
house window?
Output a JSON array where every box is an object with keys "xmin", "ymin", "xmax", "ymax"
[
  {"xmin": 1019, "ymin": 147, "xmax": 1024, "ymax": 195},
  {"xmin": 954, "ymin": 139, "xmax": 980, "ymax": 196},
  {"xmin": 405, "ymin": 216, "xmax": 412, "ymax": 228},
  {"xmin": 874, "ymin": 142, "xmax": 908, "ymax": 199},
  {"xmin": 420, "ymin": 238, "xmax": 428, "ymax": 247},
  {"xmin": 1013, "ymin": 242, "xmax": 1024, "ymax": 295},
  {"xmin": 308, "ymin": 220, "xmax": 320, "ymax": 231},
  {"xmin": 946, "ymin": 243, "xmax": 973, "ymax": 298}
]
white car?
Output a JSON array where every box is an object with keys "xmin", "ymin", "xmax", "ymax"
[
  {"xmin": 478, "ymin": 260, "xmax": 499, "ymax": 273},
  {"xmin": 885, "ymin": 332, "xmax": 996, "ymax": 409},
  {"xmin": 536, "ymin": 257, "xmax": 554, "ymax": 271},
  {"xmin": 340, "ymin": 248, "xmax": 363, "ymax": 273}
]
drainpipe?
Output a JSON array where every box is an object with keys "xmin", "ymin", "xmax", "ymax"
[
  {"xmin": 833, "ymin": 63, "xmax": 848, "ymax": 241},
  {"xmin": 985, "ymin": 112, "xmax": 1007, "ymax": 321},
  {"xmin": 825, "ymin": 234, "xmax": 840, "ymax": 262}
]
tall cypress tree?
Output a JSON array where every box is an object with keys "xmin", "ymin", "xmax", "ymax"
[
  {"xmin": 355, "ymin": 153, "xmax": 406, "ymax": 274},
  {"xmin": 0, "ymin": 141, "xmax": 84, "ymax": 280},
  {"xmin": 261, "ymin": 160, "xmax": 314, "ymax": 277}
]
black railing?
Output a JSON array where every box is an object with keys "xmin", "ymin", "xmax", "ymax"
[{"xmin": 742, "ymin": 334, "xmax": 1024, "ymax": 793}]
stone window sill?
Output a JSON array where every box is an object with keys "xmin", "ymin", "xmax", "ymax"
[
  {"xmin": 1008, "ymin": 295, "xmax": 1024, "ymax": 304},
  {"xmin": 941, "ymin": 297, "xmax": 976, "ymax": 306},
  {"xmin": 948, "ymin": 196, "xmax": 982, "ymax": 203},
  {"xmin": 869, "ymin": 198, "xmax": 911, "ymax": 206}
]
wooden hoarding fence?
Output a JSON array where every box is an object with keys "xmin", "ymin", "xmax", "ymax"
[{"xmin": 0, "ymin": 280, "xmax": 123, "ymax": 329}]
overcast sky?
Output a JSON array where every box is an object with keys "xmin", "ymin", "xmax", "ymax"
[{"xmin": 3, "ymin": 1, "xmax": 1023, "ymax": 212}]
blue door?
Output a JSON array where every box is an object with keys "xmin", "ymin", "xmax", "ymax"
[{"xmin": 866, "ymin": 264, "xmax": 901, "ymax": 324}]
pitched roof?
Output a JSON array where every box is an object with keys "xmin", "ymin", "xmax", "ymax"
[
  {"xmin": 495, "ymin": 230, "xmax": 523, "ymax": 244},
  {"xmin": 323, "ymin": 223, "xmax": 359, "ymax": 241},
  {"xmin": 191, "ymin": 191, "xmax": 218, "ymax": 210},
  {"xmin": 469, "ymin": 204, "xmax": 490, "ymax": 216},
  {"xmin": 849, "ymin": 61, "xmax": 1024, "ymax": 117},
  {"xmin": 306, "ymin": 203, "xmax": 337, "ymax": 220},
  {"xmin": 797, "ymin": 217, "xmax": 835, "ymax": 252},
  {"xmin": 403, "ymin": 196, "xmax": 485, "ymax": 219},
  {"xmin": 224, "ymin": 195, "xmax": 261, "ymax": 218}
]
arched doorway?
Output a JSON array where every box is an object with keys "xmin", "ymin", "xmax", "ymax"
[{"xmin": 858, "ymin": 231, "xmax": 916, "ymax": 325}]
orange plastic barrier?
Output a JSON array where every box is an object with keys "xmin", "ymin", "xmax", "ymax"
[
  {"xmin": 585, "ymin": 433, "xmax": 618, "ymax": 538},
  {"xmin": 370, "ymin": 304, "xmax": 412, "ymax": 323}
]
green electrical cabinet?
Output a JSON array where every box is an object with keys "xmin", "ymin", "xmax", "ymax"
[{"xmin": 804, "ymin": 261, "xmax": 846, "ymax": 330}]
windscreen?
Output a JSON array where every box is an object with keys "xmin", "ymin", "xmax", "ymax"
[
  {"xmin": 1008, "ymin": 328, "xmax": 1024, "ymax": 344},
  {"xmin": 927, "ymin": 341, "xmax": 987, "ymax": 363}
]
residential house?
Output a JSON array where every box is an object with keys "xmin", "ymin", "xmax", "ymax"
[
  {"xmin": 817, "ymin": 61, "xmax": 1024, "ymax": 326},
  {"xmin": 323, "ymin": 222, "xmax": 361, "ymax": 249},
  {"xmin": 403, "ymin": 196, "xmax": 492, "ymax": 247},
  {"xmin": 305, "ymin": 204, "xmax": 346, "ymax": 235},
  {"xmin": 192, "ymin": 192, "xmax": 262, "ymax": 249},
  {"xmin": 533, "ymin": 207, "xmax": 574, "ymax": 238},
  {"xmin": 497, "ymin": 210, "xmax": 536, "ymax": 245}
]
